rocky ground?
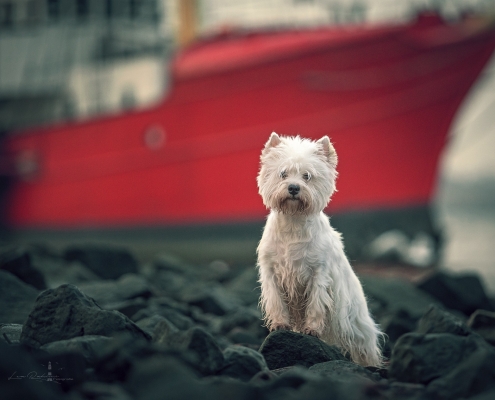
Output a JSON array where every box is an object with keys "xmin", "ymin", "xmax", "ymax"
[{"xmin": 1, "ymin": 244, "xmax": 495, "ymax": 400}]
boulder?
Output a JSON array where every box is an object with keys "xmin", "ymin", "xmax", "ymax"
[
  {"xmin": 0, "ymin": 270, "xmax": 39, "ymax": 324},
  {"xmin": 416, "ymin": 305, "xmax": 471, "ymax": 336},
  {"xmin": 0, "ymin": 323, "xmax": 22, "ymax": 344},
  {"xmin": 77, "ymin": 273, "xmax": 153, "ymax": 306},
  {"xmin": 259, "ymin": 330, "xmax": 347, "ymax": 370},
  {"xmin": 40, "ymin": 335, "xmax": 112, "ymax": 366},
  {"xmin": 417, "ymin": 271, "xmax": 493, "ymax": 316},
  {"xmin": 309, "ymin": 360, "xmax": 381, "ymax": 383},
  {"xmin": 64, "ymin": 246, "xmax": 138, "ymax": 280},
  {"xmin": 468, "ymin": 309, "xmax": 495, "ymax": 345},
  {"xmin": 20, "ymin": 284, "xmax": 151, "ymax": 348},
  {"xmin": 0, "ymin": 341, "xmax": 64, "ymax": 400},
  {"xmin": 159, "ymin": 326, "xmax": 225, "ymax": 376},
  {"xmin": 219, "ymin": 345, "xmax": 268, "ymax": 381},
  {"xmin": 389, "ymin": 332, "xmax": 495, "ymax": 399},
  {"xmin": 0, "ymin": 247, "xmax": 46, "ymax": 290},
  {"xmin": 360, "ymin": 275, "xmax": 439, "ymax": 319}
]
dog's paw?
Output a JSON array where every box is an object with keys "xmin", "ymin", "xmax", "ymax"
[
  {"xmin": 271, "ymin": 324, "xmax": 292, "ymax": 332},
  {"xmin": 303, "ymin": 328, "xmax": 320, "ymax": 338}
]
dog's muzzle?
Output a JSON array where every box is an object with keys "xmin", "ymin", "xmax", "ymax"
[{"xmin": 288, "ymin": 184, "xmax": 300, "ymax": 196}]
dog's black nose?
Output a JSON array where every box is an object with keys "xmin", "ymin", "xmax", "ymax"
[{"xmin": 288, "ymin": 184, "xmax": 300, "ymax": 196}]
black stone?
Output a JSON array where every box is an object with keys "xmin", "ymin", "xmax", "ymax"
[
  {"xmin": 416, "ymin": 305, "xmax": 471, "ymax": 336},
  {"xmin": 40, "ymin": 335, "xmax": 112, "ymax": 366},
  {"xmin": 468, "ymin": 309, "xmax": 495, "ymax": 345},
  {"xmin": 219, "ymin": 345, "xmax": 268, "ymax": 381},
  {"xmin": 64, "ymin": 246, "xmax": 138, "ymax": 280},
  {"xmin": 0, "ymin": 341, "xmax": 64, "ymax": 400},
  {"xmin": 0, "ymin": 323, "xmax": 22, "ymax": 344},
  {"xmin": 160, "ymin": 326, "xmax": 225, "ymax": 376},
  {"xmin": 0, "ymin": 247, "xmax": 46, "ymax": 290},
  {"xmin": 417, "ymin": 271, "xmax": 493, "ymax": 316},
  {"xmin": 259, "ymin": 330, "xmax": 347, "ymax": 370},
  {"xmin": 309, "ymin": 360, "xmax": 381, "ymax": 383},
  {"xmin": 0, "ymin": 270, "xmax": 39, "ymax": 324},
  {"xmin": 389, "ymin": 332, "xmax": 495, "ymax": 399},
  {"xmin": 20, "ymin": 284, "xmax": 151, "ymax": 348}
]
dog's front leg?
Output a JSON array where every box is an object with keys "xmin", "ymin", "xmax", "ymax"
[
  {"xmin": 258, "ymin": 263, "xmax": 291, "ymax": 331},
  {"xmin": 303, "ymin": 267, "xmax": 334, "ymax": 337}
]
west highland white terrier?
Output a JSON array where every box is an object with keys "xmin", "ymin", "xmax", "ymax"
[{"xmin": 257, "ymin": 132, "xmax": 383, "ymax": 367}]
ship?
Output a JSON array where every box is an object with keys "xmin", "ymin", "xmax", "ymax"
[{"xmin": 3, "ymin": 11, "xmax": 495, "ymax": 264}]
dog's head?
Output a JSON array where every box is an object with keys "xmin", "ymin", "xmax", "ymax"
[{"xmin": 257, "ymin": 132, "xmax": 338, "ymax": 215}]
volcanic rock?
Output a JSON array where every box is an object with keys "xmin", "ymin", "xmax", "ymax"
[
  {"xmin": 468, "ymin": 309, "xmax": 495, "ymax": 345},
  {"xmin": 40, "ymin": 335, "xmax": 112, "ymax": 366},
  {"xmin": 0, "ymin": 270, "xmax": 39, "ymax": 324},
  {"xmin": 77, "ymin": 273, "xmax": 153, "ymax": 306},
  {"xmin": 259, "ymin": 330, "xmax": 347, "ymax": 370},
  {"xmin": 417, "ymin": 271, "xmax": 493, "ymax": 316},
  {"xmin": 219, "ymin": 345, "xmax": 268, "ymax": 381},
  {"xmin": 0, "ymin": 323, "xmax": 22, "ymax": 344},
  {"xmin": 158, "ymin": 326, "xmax": 225, "ymax": 376},
  {"xmin": 64, "ymin": 245, "xmax": 138, "ymax": 280},
  {"xmin": 20, "ymin": 284, "xmax": 151, "ymax": 348},
  {"xmin": 389, "ymin": 332, "xmax": 495, "ymax": 399},
  {"xmin": 0, "ymin": 246, "xmax": 46, "ymax": 290},
  {"xmin": 309, "ymin": 360, "xmax": 381, "ymax": 383}
]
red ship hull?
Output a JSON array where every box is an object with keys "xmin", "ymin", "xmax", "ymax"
[{"xmin": 3, "ymin": 13, "xmax": 495, "ymax": 261}]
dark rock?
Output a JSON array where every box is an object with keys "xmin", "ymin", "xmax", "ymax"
[
  {"xmin": 389, "ymin": 332, "xmax": 495, "ymax": 399},
  {"xmin": 0, "ymin": 247, "xmax": 46, "ymax": 290},
  {"xmin": 218, "ymin": 307, "xmax": 267, "ymax": 340},
  {"xmin": 417, "ymin": 271, "xmax": 493, "ymax": 316},
  {"xmin": 181, "ymin": 283, "xmax": 240, "ymax": 316},
  {"xmin": 159, "ymin": 326, "xmax": 225, "ymax": 376},
  {"xmin": 468, "ymin": 309, "xmax": 495, "ymax": 345},
  {"xmin": 259, "ymin": 330, "xmax": 347, "ymax": 370},
  {"xmin": 33, "ymin": 252, "xmax": 101, "ymax": 289},
  {"xmin": 389, "ymin": 332, "xmax": 474, "ymax": 384},
  {"xmin": 372, "ymin": 382, "xmax": 427, "ymax": 400},
  {"xmin": 219, "ymin": 345, "xmax": 268, "ymax": 381},
  {"xmin": 40, "ymin": 335, "xmax": 112, "ymax": 366},
  {"xmin": 20, "ymin": 284, "xmax": 151, "ymax": 348},
  {"xmin": 360, "ymin": 275, "xmax": 440, "ymax": 319},
  {"xmin": 77, "ymin": 273, "xmax": 153, "ymax": 306},
  {"xmin": 103, "ymin": 297, "xmax": 148, "ymax": 318},
  {"xmin": 0, "ymin": 323, "xmax": 22, "ymax": 344},
  {"xmin": 124, "ymin": 354, "xmax": 206, "ymax": 400},
  {"xmin": 152, "ymin": 318, "xmax": 179, "ymax": 343},
  {"xmin": 309, "ymin": 360, "xmax": 381, "ymax": 383},
  {"xmin": 227, "ymin": 327, "xmax": 263, "ymax": 346},
  {"xmin": 136, "ymin": 315, "xmax": 170, "ymax": 337},
  {"xmin": 76, "ymin": 382, "xmax": 133, "ymax": 400},
  {"xmin": 64, "ymin": 246, "xmax": 138, "ymax": 280},
  {"xmin": 0, "ymin": 270, "xmax": 39, "ymax": 324},
  {"xmin": 151, "ymin": 270, "xmax": 189, "ymax": 299},
  {"xmin": 416, "ymin": 305, "xmax": 471, "ymax": 336},
  {"xmin": 224, "ymin": 267, "xmax": 260, "ymax": 306},
  {"xmin": 267, "ymin": 367, "xmax": 364, "ymax": 400},
  {"xmin": 380, "ymin": 309, "xmax": 418, "ymax": 357},
  {"xmin": 34, "ymin": 350, "xmax": 87, "ymax": 391},
  {"xmin": 132, "ymin": 298, "xmax": 194, "ymax": 331},
  {"xmin": 0, "ymin": 341, "xmax": 64, "ymax": 400}
]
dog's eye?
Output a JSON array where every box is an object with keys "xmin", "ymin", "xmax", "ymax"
[
  {"xmin": 302, "ymin": 172, "xmax": 311, "ymax": 181},
  {"xmin": 280, "ymin": 170, "xmax": 288, "ymax": 179}
]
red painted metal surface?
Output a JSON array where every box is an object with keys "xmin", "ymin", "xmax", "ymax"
[{"xmin": 5, "ymin": 13, "xmax": 495, "ymax": 229}]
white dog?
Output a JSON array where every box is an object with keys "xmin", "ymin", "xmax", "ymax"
[{"xmin": 256, "ymin": 132, "xmax": 383, "ymax": 367}]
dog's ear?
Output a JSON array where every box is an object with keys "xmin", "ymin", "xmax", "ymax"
[
  {"xmin": 317, "ymin": 136, "xmax": 338, "ymax": 167},
  {"xmin": 265, "ymin": 132, "xmax": 281, "ymax": 149}
]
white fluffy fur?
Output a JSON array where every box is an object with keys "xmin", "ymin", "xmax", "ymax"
[{"xmin": 256, "ymin": 132, "xmax": 383, "ymax": 367}]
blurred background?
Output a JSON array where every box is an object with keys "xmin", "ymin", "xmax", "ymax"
[{"xmin": 0, "ymin": 0, "xmax": 494, "ymax": 292}]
